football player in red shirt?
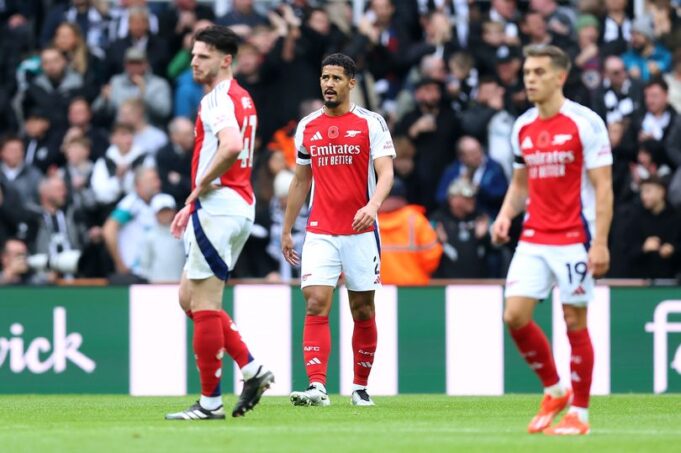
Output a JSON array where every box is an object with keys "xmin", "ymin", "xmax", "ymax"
[
  {"xmin": 492, "ymin": 45, "xmax": 613, "ymax": 435},
  {"xmin": 166, "ymin": 25, "xmax": 274, "ymax": 421},
  {"xmin": 282, "ymin": 53, "xmax": 395, "ymax": 407}
]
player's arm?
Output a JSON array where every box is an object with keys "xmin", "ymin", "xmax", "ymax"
[
  {"xmin": 587, "ymin": 165, "xmax": 613, "ymax": 277},
  {"xmin": 352, "ymin": 156, "xmax": 394, "ymax": 232},
  {"xmin": 491, "ymin": 167, "xmax": 528, "ymax": 245},
  {"xmin": 185, "ymin": 127, "xmax": 243, "ymax": 205},
  {"xmin": 282, "ymin": 163, "xmax": 312, "ymax": 265}
]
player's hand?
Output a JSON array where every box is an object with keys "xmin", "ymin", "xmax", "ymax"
[
  {"xmin": 352, "ymin": 203, "xmax": 378, "ymax": 232},
  {"xmin": 170, "ymin": 205, "xmax": 192, "ymax": 239},
  {"xmin": 281, "ymin": 232, "xmax": 299, "ymax": 265},
  {"xmin": 588, "ymin": 243, "xmax": 610, "ymax": 278},
  {"xmin": 491, "ymin": 216, "xmax": 511, "ymax": 245},
  {"xmin": 184, "ymin": 181, "xmax": 218, "ymax": 206}
]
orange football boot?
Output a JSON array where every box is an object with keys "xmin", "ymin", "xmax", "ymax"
[
  {"xmin": 544, "ymin": 412, "xmax": 590, "ymax": 436},
  {"xmin": 527, "ymin": 388, "xmax": 573, "ymax": 434}
]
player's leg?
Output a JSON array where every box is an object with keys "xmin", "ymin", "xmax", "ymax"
[
  {"xmin": 180, "ymin": 265, "xmax": 266, "ymax": 401},
  {"xmin": 290, "ymin": 233, "xmax": 340, "ymax": 406},
  {"xmin": 544, "ymin": 244, "xmax": 593, "ymax": 435},
  {"xmin": 342, "ymin": 232, "xmax": 381, "ymax": 406},
  {"xmin": 289, "ymin": 285, "xmax": 334, "ymax": 406},
  {"xmin": 166, "ymin": 275, "xmax": 227, "ymax": 420},
  {"xmin": 543, "ymin": 304, "xmax": 592, "ymax": 435},
  {"xmin": 179, "ymin": 271, "xmax": 192, "ymax": 319},
  {"xmin": 504, "ymin": 243, "xmax": 570, "ymax": 433},
  {"xmin": 226, "ymin": 216, "xmax": 275, "ymax": 417},
  {"xmin": 347, "ymin": 290, "xmax": 377, "ymax": 406},
  {"xmin": 505, "ymin": 296, "xmax": 562, "ymax": 390}
]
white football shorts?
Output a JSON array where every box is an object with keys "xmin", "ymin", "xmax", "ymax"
[
  {"xmin": 300, "ymin": 231, "xmax": 381, "ymax": 292},
  {"xmin": 183, "ymin": 209, "xmax": 252, "ymax": 280},
  {"xmin": 504, "ymin": 241, "xmax": 594, "ymax": 305}
]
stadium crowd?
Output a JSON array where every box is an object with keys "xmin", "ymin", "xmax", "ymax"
[{"xmin": 0, "ymin": 0, "xmax": 680, "ymax": 285}]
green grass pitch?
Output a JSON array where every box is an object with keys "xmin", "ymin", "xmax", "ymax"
[{"xmin": 1, "ymin": 395, "xmax": 679, "ymax": 452}]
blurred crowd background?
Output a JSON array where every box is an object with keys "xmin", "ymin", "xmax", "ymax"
[{"xmin": 0, "ymin": 0, "xmax": 680, "ymax": 286}]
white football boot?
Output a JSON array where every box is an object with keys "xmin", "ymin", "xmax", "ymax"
[{"xmin": 289, "ymin": 383, "xmax": 331, "ymax": 406}]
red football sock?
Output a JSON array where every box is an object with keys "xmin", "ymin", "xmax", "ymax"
[
  {"xmin": 193, "ymin": 310, "xmax": 224, "ymax": 397},
  {"xmin": 510, "ymin": 321, "xmax": 560, "ymax": 388},
  {"xmin": 352, "ymin": 317, "xmax": 377, "ymax": 386},
  {"xmin": 219, "ymin": 310, "xmax": 252, "ymax": 368},
  {"xmin": 567, "ymin": 328, "xmax": 594, "ymax": 408},
  {"xmin": 303, "ymin": 315, "xmax": 330, "ymax": 385}
]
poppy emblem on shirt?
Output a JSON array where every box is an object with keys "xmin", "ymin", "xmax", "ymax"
[
  {"xmin": 537, "ymin": 131, "xmax": 551, "ymax": 148},
  {"xmin": 328, "ymin": 126, "xmax": 339, "ymax": 139}
]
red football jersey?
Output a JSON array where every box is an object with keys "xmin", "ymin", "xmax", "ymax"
[
  {"xmin": 512, "ymin": 100, "xmax": 612, "ymax": 245},
  {"xmin": 295, "ymin": 105, "xmax": 396, "ymax": 235},
  {"xmin": 192, "ymin": 79, "xmax": 257, "ymax": 219}
]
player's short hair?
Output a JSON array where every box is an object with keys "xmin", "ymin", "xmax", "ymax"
[
  {"xmin": 321, "ymin": 53, "xmax": 357, "ymax": 79},
  {"xmin": 194, "ymin": 25, "xmax": 239, "ymax": 57},
  {"xmin": 523, "ymin": 44, "xmax": 571, "ymax": 73},
  {"xmin": 644, "ymin": 77, "xmax": 669, "ymax": 92}
]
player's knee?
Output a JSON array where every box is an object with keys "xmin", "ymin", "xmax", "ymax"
[
  {"xmin": 306, "ymin": 295, "xmax": 331, "ymax": 316},
  {"xmin": 503, "ymin": 308, "xmax": 530, "ymax": 330},
  {"xmin": 178, "ymin": 284, "xmax": 191, "ymax": 312},
  {"xmin": 562, "ymin": 308, "xmax": 586, "ymax": 331},
  {"xmin": 350, "ymin": 302, "xmax": 374, "ymax": 321}
]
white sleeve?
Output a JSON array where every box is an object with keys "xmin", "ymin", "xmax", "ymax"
[
  {"xmin": 294, "ymin": 120, "xmax": 311, "ymax": 166},
  {"xmin": 511, "ymin": 118, "xmax": 526, "ymax": 169},
  {"xmin": 368, "ymin": 114, "xmax": 396, "ymax": 160},
  {"xmin": 580, "ymin": 110, "xmax": 613, "ymax": 169},
  {"xmin": 202, "ymin": 95, "xmax": 239, "ymax": 136}
]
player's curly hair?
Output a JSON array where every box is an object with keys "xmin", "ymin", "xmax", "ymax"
[
  {"xmin": 321, "ymin": 53, "xmax": 357, "ymax": 79},
  {"xmin": 523, "ymin": 44, "xmax": 571, "ymax": 73},
  {"xmin": 193, "ymin": 25, "xmax": 239, "ymax": 57}
]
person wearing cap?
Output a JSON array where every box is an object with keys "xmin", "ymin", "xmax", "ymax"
[
  {"xmin": 138, "ymin": 192, "xmax": 186, "ymax": 282},
  {"xmin": 377, "ymin": 178, "xmax": 442, "ymax": 285},
  {"xmin": 92, "ymin": 45, "xmax": 172, "ymax": 126},
  {"xmin": 624, "ymin": 175, "xmax": 681, "ymax": 278},
  {"xmin": 622, "ymin": 16, "xmax": 672, "ymax": 81},
  {"xmin": 429, "ymin": 177, "xmax": 490, "ymax": 278}
]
